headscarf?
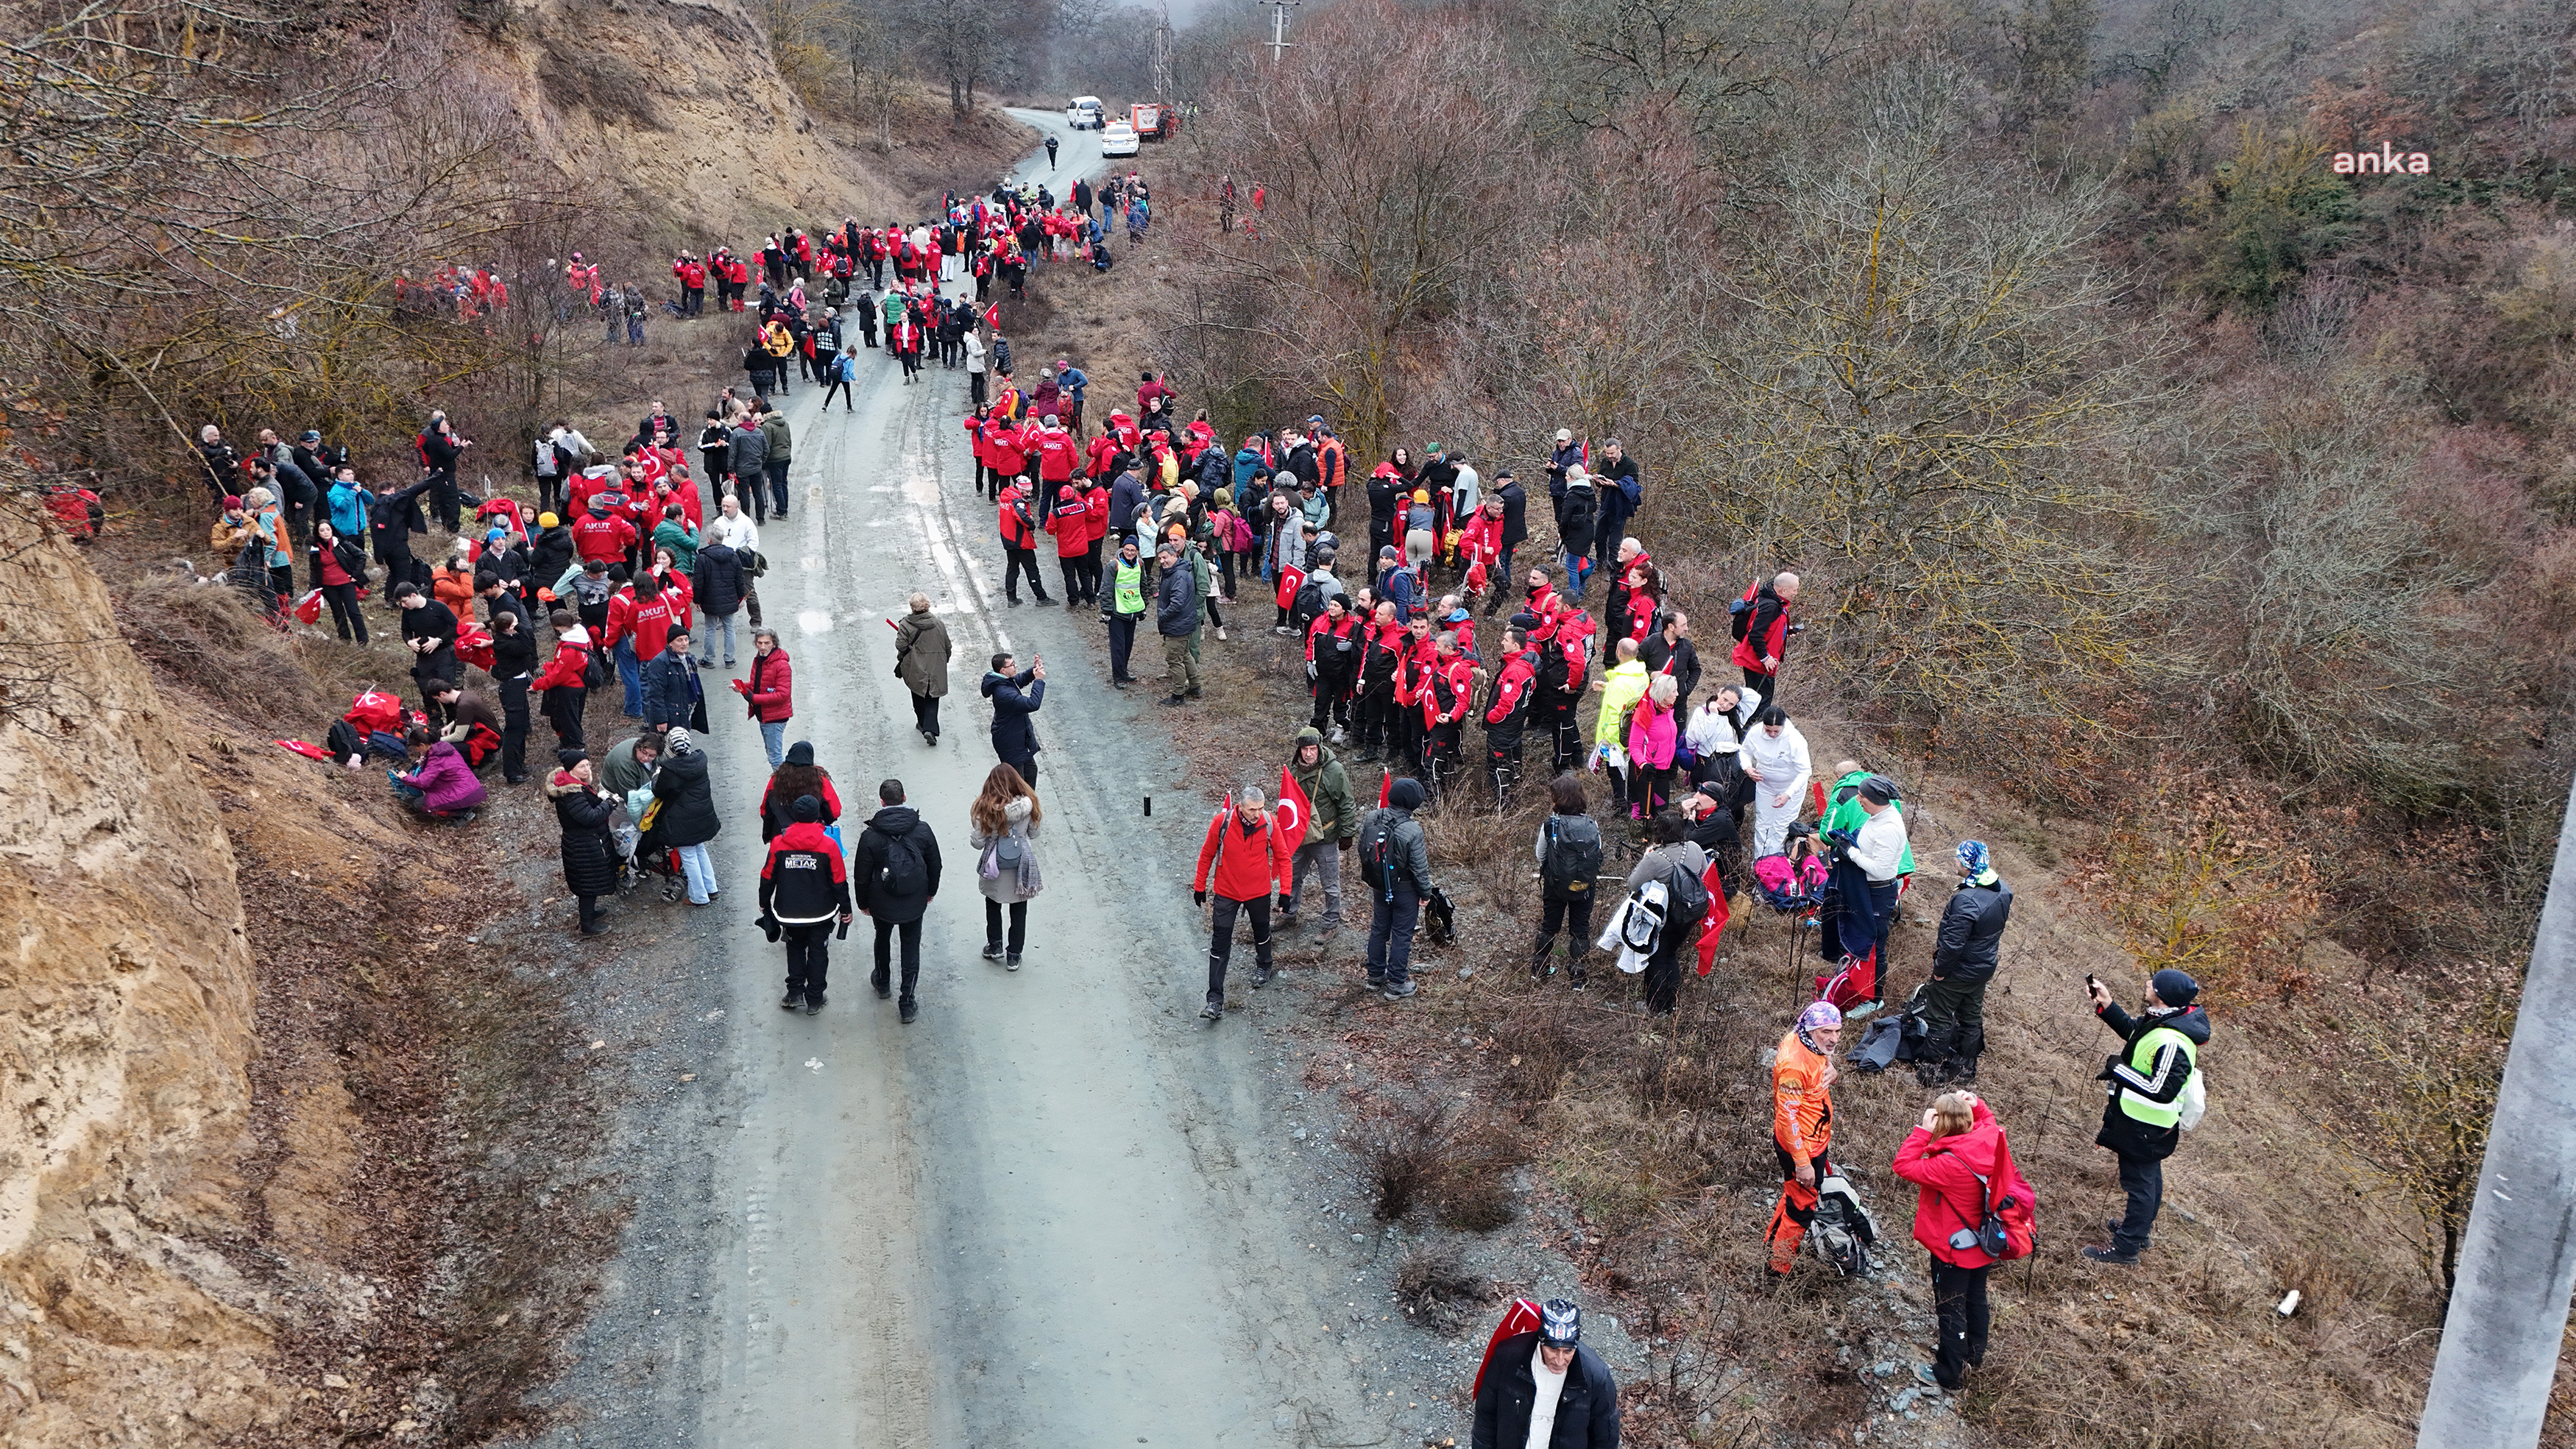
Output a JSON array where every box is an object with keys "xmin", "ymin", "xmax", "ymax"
[
  {"xmin": 1794, "ymin": 999, "xmax": 1842, "ymax": 1054},
  {"xmin": 1956, "ymin": 839, "xmax": 1997, "ymax": 886}
]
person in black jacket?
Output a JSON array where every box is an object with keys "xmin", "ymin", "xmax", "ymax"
[
  {"xmin": 1482, "ymin": 472, "xmax": 1529, "ymax": 617},
  {"xmin": 546, "ymin": 750, "xmax": 620, "ymax": 935},
  {"xmin": 647, "ymin": 728, "xmax": 722, "ymax": 905},
  {"xmin": 528, "ymin": 513, "xmax": 575, "ymax": 592},
  {"xmin": 418, "ymin": 411, "xmax": 470, "ymax": 531},
  {"xmin": 760, "ymin": 794, "xmax": 854, "ymax": 1014},
  {"xmin": 693, "ymin": 542, "xmax": 749, "ymax": 665},
  {"xmin": 1918, "ymin": 839, "xmax": 2014, "ymax": 1087},
  {"xmin": 1638, "ymin": 611, "xmax": 1700, "ymax": 715},
  {"xmin": 394, "ymin": 581, "xmax": 460, "ymax": 728},
  {"xmin": 980, "ymin": 651, "xmax": 1045, "ymax": 786},
  {"xmin": 1471, "ymin": 1298, "xmax": 1620, "ymax": 1449},
  {"xmin": 853, "ymin": 779, "xmax": 941, "ymax": 1024},
  {"xmin": 372, "ymin": 475, "xmax": 438, "ymax": 604},
  {"xmin": 488, "ymin": 611, "xmax": 538, "ymax": 784},
  {"xmin": 640, "ymin": 631, "xmax": 701, "ymax": 734}
]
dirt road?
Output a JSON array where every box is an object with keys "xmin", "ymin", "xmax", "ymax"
[{"xmin": 525, "ymin": 134, "xmax": 1389, "ymax": 1448}]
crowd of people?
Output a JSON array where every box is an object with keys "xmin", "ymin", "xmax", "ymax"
[{"xmin": 192, "ymin": 145, "xmax": 2211, "ymax": 1409}]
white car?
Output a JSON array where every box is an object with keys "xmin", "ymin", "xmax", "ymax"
[
  {"xmin": 1066, "ymin": 96, "xmax": 1104, "ymax": 130},
  {"xmin": 1100, "ymin": 121, "xmax": 1140, "ymax": 157}
]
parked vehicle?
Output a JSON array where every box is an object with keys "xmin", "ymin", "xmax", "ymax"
[
  {"xmin": 1100, "ymin": 120, "xmax": 1140, "ymax": 157},
  {"xmin": 1066, "ymin": 96, "xmax": 1104, "ymax": 130}
]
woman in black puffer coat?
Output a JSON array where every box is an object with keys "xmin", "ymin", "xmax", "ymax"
[{"xmin": 548, "ymin": 748, "xmax": 620, "ymax": 935}]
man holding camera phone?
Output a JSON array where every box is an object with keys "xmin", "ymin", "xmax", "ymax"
[{"xmin": 2084, "ymin": 968, "xmax": 2212, "ymax": 1265}]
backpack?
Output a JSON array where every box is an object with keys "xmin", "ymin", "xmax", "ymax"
[
  {"xmin": 1358, "ymin": 810, "xmax": 1404, "ymax": 894},
  {"xmin": 1811, "ymin": 1175, "xmax": 1879, "ymax": 1278},
  {"xmin": 1729, "ymin": 581, "xmax": 1758, "ymax": 641},
  {"xmin": 880, "ymin": 827, "xmax": 930, "ymax": 897},
  {"xmin": 1290, "ymin": 579, "xmax": 1328, "ymax": 634},
  {"xmin": 534, "ymin": 437, "xmax": 559, "ymax": 477},
  {"xmin": 1663, "ymin": 854, "xmax": 1710, "ymax": 932},
  {"xmin": 1540, "ymin": 815, "xmax": 1604, "ymax": 898}
]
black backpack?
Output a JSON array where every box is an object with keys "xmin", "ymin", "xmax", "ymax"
[
  {"xmin": 1291, "ymin": 579, "xmax": 1328, "ymax": 634},
  {"xmin": 1358, "ymin": 809, "xmax": 1401, "ymax": 894},
  {"xmin": 1540, "ymin": 815, "xmax": 1604, "ymax": 898},
  {"xmin": 1663, "ymin": 854, "xmax": 1711, "ymax": 932},
  {"xmin": 880, "ymin": 827, "xmax": 929, "ymax": 897}
]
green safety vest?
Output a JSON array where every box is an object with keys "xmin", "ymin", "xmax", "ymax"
[
  {"xmin": 1112, "ymin": 558, "xmax": 1144, "ymax": 614},
  {"xmin": 2114, "ymin": 1024, "xmax": 2200, "ymax": 1128}
]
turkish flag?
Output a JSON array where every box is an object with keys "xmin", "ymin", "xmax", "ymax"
[
  {"xmin": 983, "ymin": 302, "xmax": 1001, "ymax": 331},
  {"xmin": 1378, "ymin": 767, "xmax": 1392, "ymax": 807},
  {"xmin": 1274, "ymin": 562, "xmax": 1306, "ymax": 612},
  {"xmin": 1275, "ymin": 764, "xmax": 1312, "ymax": 844},
  {"xmin": 1696, "ymin": 858, "xmax": 1730, "ymax": 977}
]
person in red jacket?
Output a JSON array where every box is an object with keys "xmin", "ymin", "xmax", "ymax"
[
  {"xmin": 533, "ymin": 612, "xmax": 594, "ymax": 751},
  {"xmin": 1732, "ymin": 570, "xmax": 1800, "ymax": 698},
  {"xmin": 985, "ymin": 412, "xmax": 1029, "ymax": 497},
  {"xmin": 1892, "ymin": 1091, "xmax": 2030, "ymax": 1393},
  {"xmin": 572, "ymin": 496, "xmax": 638, "ymax": 567},
  {"xmin": 1305, "ymin": 595, "xmax": 1362, "ymax": 736},
  {"xmin": 1190, "ymin": 784, "xmax": 1298, "ymax": 1021},
  {"xmin": 1481, "ymin": 625, "xmax": 1538, "ymax": 799},
  {"xmin": 1080, "ymin": 476, "xmax": 1111, "ymax": 600},
  {"xmin": 996, "ymin": 479, "xmax": 1052, "ymax": 606},
  {"xmin": 1033, "ymin": 414, "xmax": 1078, "ymax": 498},
  {"xmin": 1045, "ymin": 486, "xmax": 1094, "ymax": 604},
  {"xmin": 1419, "ymin": 629, "xmax": 1476, "ymax": 798},
  {"xmin": 731, "ymin": 628, "xmax": 795, "ymax": 765}
]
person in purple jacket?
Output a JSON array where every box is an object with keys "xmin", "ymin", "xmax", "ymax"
[{"xmin": 390, "ymin": 725, "xmax": 488, "ymax": 822}]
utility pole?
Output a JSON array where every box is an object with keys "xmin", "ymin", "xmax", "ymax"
[
  {"xmin": 1151, "ymin": 0, "xmax": 1173, "ymax": 99},
  {"xmin": 1265, "ymin": 0, "xmax": 1297, "ymax": 61},
  {"xmin": 2418, "ymin": 770, "xmax": 2576, "ymax": 1449}
]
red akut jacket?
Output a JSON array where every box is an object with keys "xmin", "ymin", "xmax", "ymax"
[
  {"xmin": 532, "ymin": 635, "xmax": 591, "ymax": 692},
  {"xmin": 1306, "ymin": 610, "xmax": 1359, "ymax": 665},
  {"xmin": 1047, "ymin": 489, "xmax": 1091, "ymax": 557},
  {"xmin": 997, "ymin": 489, "xmax": 1038, "ymax": 549},
  {"xmin": 1036, "ymin": 428, "xmax": 1078, "ymax": 482},
  {"xmin": 573, "ymin": 510, "xmax": 637, "ymax": 564},
  {"xmin": 1419, "ymin": 656, "xmax": 1473, "ymax": 729},
  {"xmin": 1192, "ymin": 805, "xmax": 1298, "ymax": 904},
  {"xmin": 1484, "ymin": 648, "xmax": 1538, "ymax": 727}
]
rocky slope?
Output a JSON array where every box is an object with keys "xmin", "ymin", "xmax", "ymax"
[{"xmin": 0, "ymin": 512, "xmax": 277, "ymax": 1442}]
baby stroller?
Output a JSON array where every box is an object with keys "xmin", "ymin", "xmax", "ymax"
[{"xmin": 620, "ymin": 788, "xmax": 687, "ymax": 902}]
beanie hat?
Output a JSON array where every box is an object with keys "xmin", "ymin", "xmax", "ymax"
[
  {"xmin": 556, "ymin": 748, "xmax": 588, "ymax": 768},
  {"xmin": 538, "ymin": 511, "xmax": 559, "ymax": 528},
  {"xmin": 665, "ymin": 729, "xmax": 694, "ymax": 754},
  {"xmin": 1538, "ymin": 1299, "xmax": 1582, "ymax": 1347},
  {"xmin": 1388, "ymin": 777, "xmax": 1425, "ymax": 809},
  {"xmin": 2151, "ymin": 968, "xmax": 2200, "ymax": 1007},
  {"xmin": 785, "ymin": 740, "xmax": 815, "ymax": 766},
  {"xmin": 1295, "ymin": 725, "xmax": 1322, "ymax": 748},
  {"xmin": 1956, "ymin": 840, "xmax": 1992, "ymax": 878},
  {"xmin": 1857, "ymin": 775, "xmax": 1897, "ymax": 805},
  {"xmin": 791, "ymin": 793, "xmax": 822, "ymax": 822}
]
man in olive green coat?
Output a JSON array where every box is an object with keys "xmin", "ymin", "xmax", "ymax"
[
  {"xmin": 1283, "ymin": 725, "xmax": 1358, "ymax": 932},
  {"xmin": 894, "ymin": 592, "xmax": 952, "ymax": 745}
]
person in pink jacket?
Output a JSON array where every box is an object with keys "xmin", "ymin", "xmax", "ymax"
[
  {"xmin": 390, "ymin": 726, "xmax": 488, "ymax": 821},
  {"xmin": 1892, "ymin": 1091, "xmax": 2034, "ymax": 1393},
  {"xmin": 1623, "ymin": 673, "xmax": 1680, "ymax": 821}
]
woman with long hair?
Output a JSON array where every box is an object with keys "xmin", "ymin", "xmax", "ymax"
[
  {"xmin": 968, "ymin": 763, "xmax": 1044, "ymax": 969},
  {"xmin": 1621, "ymin": 563, "xmax": 1664, "ymax": 645},
  {"xmin": 1892, "ymin": 1091, "xmax": 2028, "ymax": 1392},
  {"xmin": 759, "ymin": 740, "xmax": 841, "ymax": 842}
]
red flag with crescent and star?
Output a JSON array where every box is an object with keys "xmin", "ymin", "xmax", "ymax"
[{"xmin": 1275, "ymin": 764, "xmax": 1311, "ymax": 843}]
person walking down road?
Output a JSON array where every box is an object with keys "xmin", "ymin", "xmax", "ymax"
[
  {"xmin": 758, "ymin": 740, "xmax": 843, "ymax": 843},
  {"xmin": 1360, "ymin": 776, "xmax": 1439, "ymax": 1001},
  {"xmin": 969, "ymin": 764, "xmax": 1044, "ymax": 970},
  {"xmin": 547, "ymin": 749, "xmax": 620, "ymax": 936},
  {"xmin": 1156, "ymin": 542, "xmax": 1203, "ymax": 705},
  {"xmin": 1892, "ymin": 1091, "xmax": 2033, "ymax": 1394},
  {"xmin": 980, "ymin": 651, "xmax": 1045, "ymax": 787},
  {"xmin": 1739, "ymin": 706, "xmax": 1812, "ymax": 857},
  {"xmin": 1917, "ymin": 840, "xmax": 2013, "ymax": 1087},
  {"xmin": 734, "ymin": 629, "xmax": 793, "ymax": 767},
  {"xmin": 757, "ymin": 403, "xmax": 793, "ymax": 521},
  {"xmin": 1532, "ymin": 773, "xmax": 1605, "ymax": 985},
  {"xmin": 1282, "ymin": 727, "xmax": 1358, "ymax": 935},
  {"xmin": 1470, "ymin": 1298, "xmax": 1621, "ymax": 1449},
  {"xmin": 648, "ymin": 728, "xmax": 722, "ymax": 906},
  {"xmin": 1732, "ymin": 570, "xmax": 1800, "ymax": 699},
  {"xmin": 1191, "ymin": 784, "xmax": 1298, "ymax": 1021},
  {"xmin": 1769, "ymin": 1000, "xmax": 1842, "ymax": 1275},
  {"xmin": 2083, "ymin": 969, "xmax": 2210, "ymax": 1266},
  {"xmin": 854, "ymin": 779, "xmax": 942, "ymax": 1024},
  {"xmin": 760, "ymin": 794, "xmax": 854, "ymax": 1014},
  {"xmin": 894, "ymin": 594, "xmax": 953, "ymax": 744}
]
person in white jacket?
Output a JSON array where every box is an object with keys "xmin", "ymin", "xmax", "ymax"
[
  {"xmin": 963, "ymin": 329, "xmax": 988, "ymax": 408},
  {"xmin": 1682, "ymin": 683, "xmax": 1761, "ymax": 769},
  {"xmin": 1740, "ymin": 706, "xmax": 1811, "ymax": 855}
]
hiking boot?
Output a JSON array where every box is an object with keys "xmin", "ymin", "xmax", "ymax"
[
  {"xmin": 804, "ymin": 996, "xmax": 824, "ymax": 1014},
  {"xmin": 781, "ymin": 992, "xmax": 803, "ymax": 1010},
  {"xmin": 1951, "ymin": 1059, "xmax": 1978, "ymax": 1085},
  {"xmin": 983, "ymin": 942, "xmax": 1006, "ymax": 961},
  {"xmin": 923, "ymin": 729, "xmax": 938, "ymax": 745},
  {"xmin": 1326, "ymin": 726, "xmax": 1348, "ymax": 745},
  {"xmin": 1844, "ymin": 998, "xmax": 1881, "ymax": 1020},
  {"xmin": 1160, "ymin": 693, "xmax": 1186, "ymax": 707},
  {"xmin": 1006, "ymin": 954, "xmax": 1022, "ymax": 971},
  {"xmin": 1199, "ymin": 999, "xmax": 1223, "ymax": 1021},
  {"xmin": 1036, "ymin": 596, "xmax": 1058, "ymax": 607},
  {"xmin": 1186, "ymin": 687, "xmax": 1203, "ymax": 699},
  {"xmin": 899, "ymin": 998, "xmax": 919, "ymax": 1024},
  {"xmin": 1253, "ymin": 966, "xmax": 1275, "ymax": 988},
  {"xmin": 1381, "ymin": 979, "xmax": 1418, "ymax": 1000},
  {"xmin": 2081, "ymin": 1246, "xmax": 2139, "ymax": 1267},
  {"xmin": 1315, "ymin": 913, "xmax": 1342, "ymax": 936},
  {"xmin": 581, "ymin": 920, "xmax": 612, "ymax": 936},
  {"xmin": 1273, "ymin": 625, "xmax": 1295, "ymax": 636},
  {"xmin": 1365, "ymin": 973, "xmax": 1387, "ymax": 992},
  {"xmin": 871, "ymin": 971, "xmax": 891, "ymax": 999}
]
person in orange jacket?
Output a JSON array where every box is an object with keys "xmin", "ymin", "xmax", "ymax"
[
  {"xmin": 1190, "ymin": 784, "xmax": 1297, "ymax": 1020},
  {"xmin": 1769, "ymin": 1000, "xmax": 1843, "ymax": 1273}
]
